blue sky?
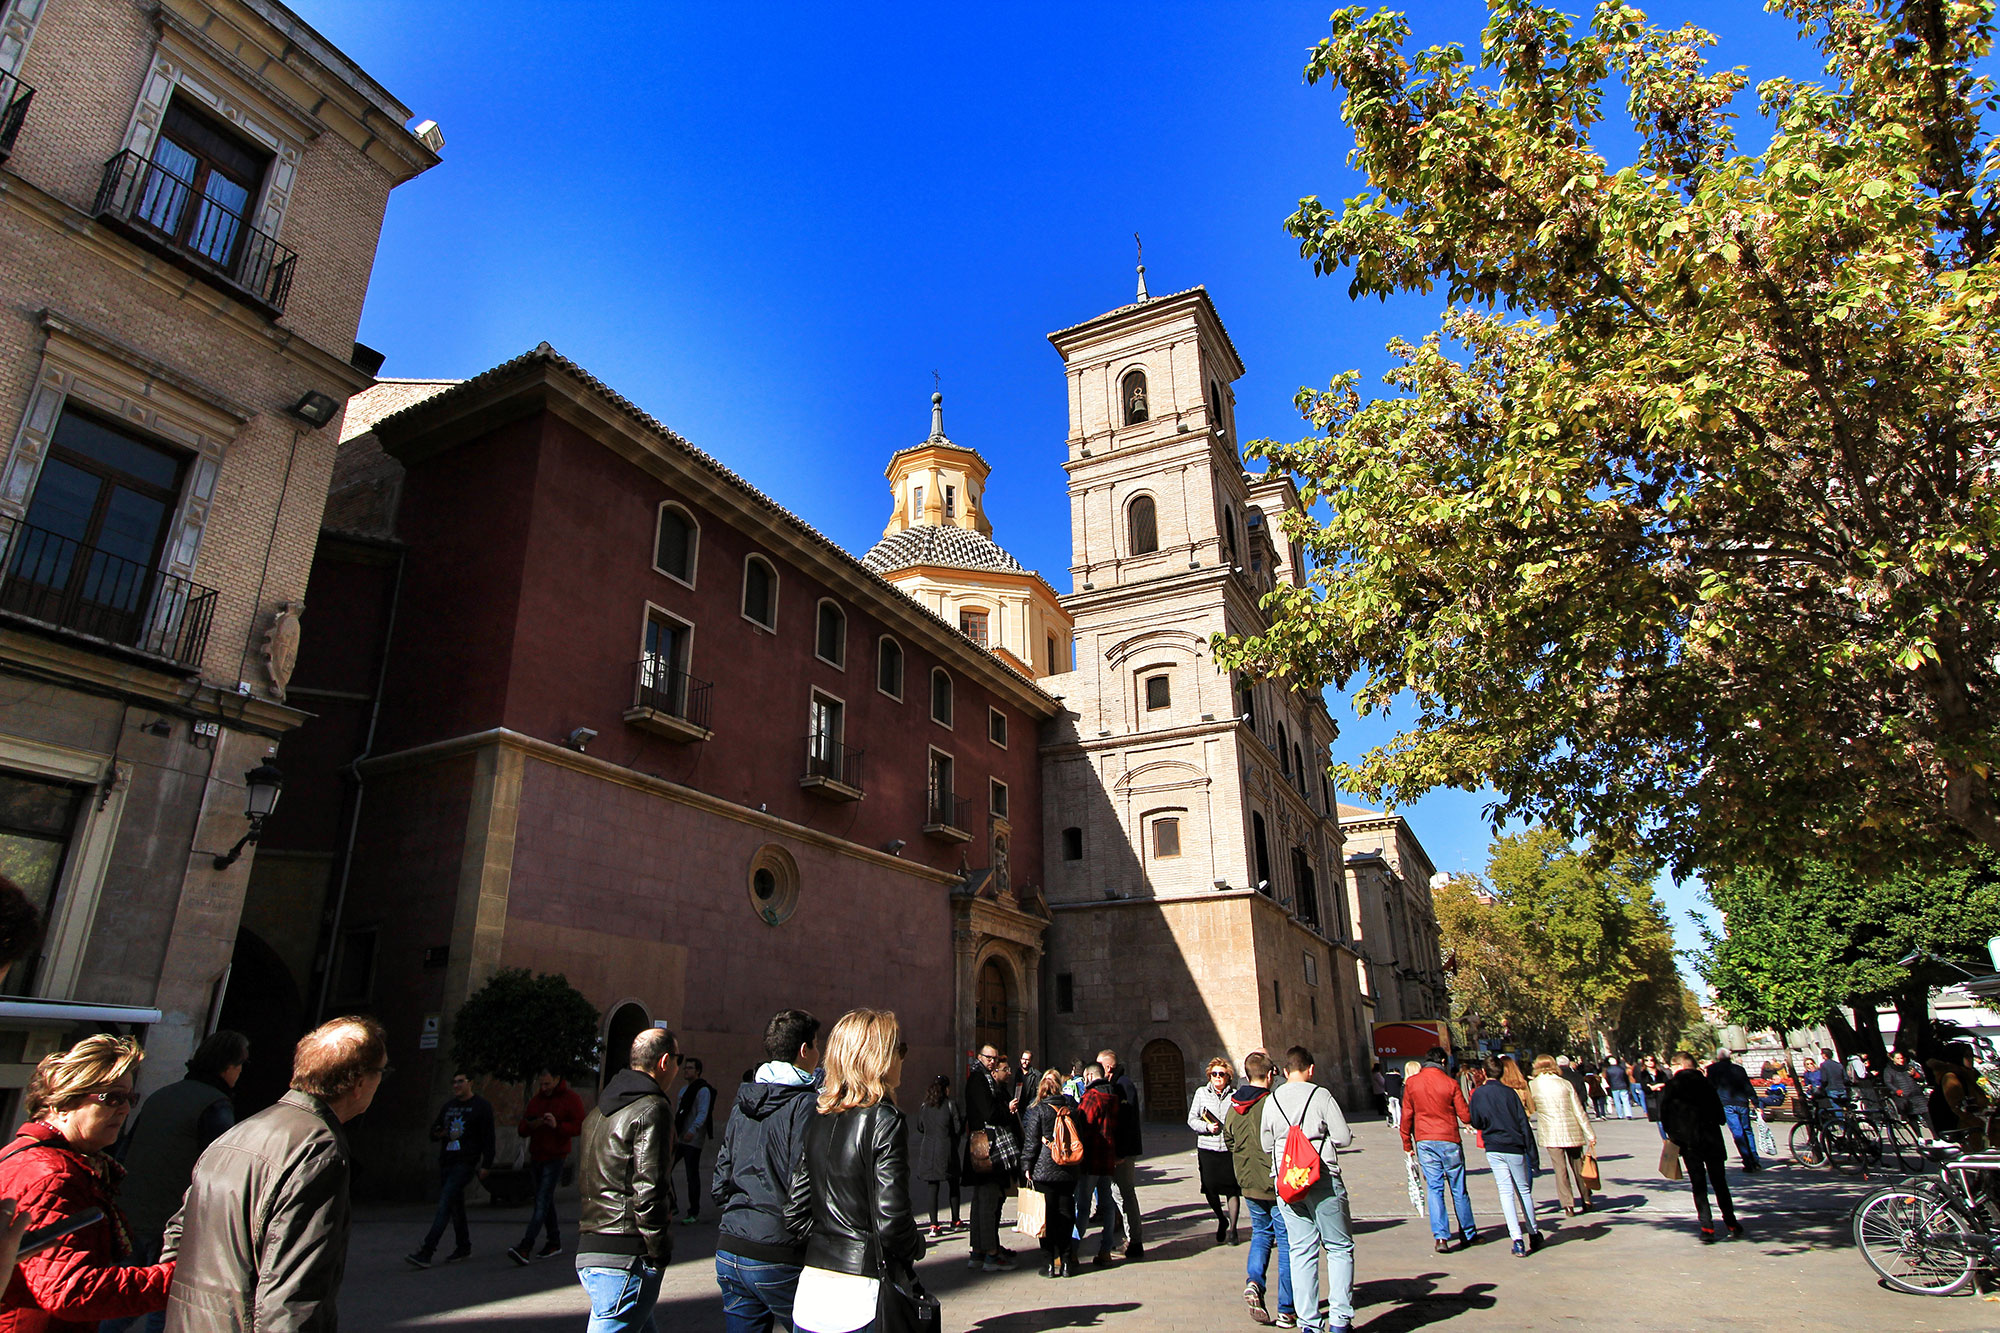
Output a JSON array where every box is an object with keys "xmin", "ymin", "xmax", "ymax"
[{"xmin": 308, "ymin": 2, "xmax": 1835, "ymax": 976}]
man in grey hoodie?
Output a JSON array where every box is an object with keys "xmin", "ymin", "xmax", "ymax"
[
  {"xmin": 711, "ymin": 1009, "xmax": 822, "ymax": 1333},
  {"xmin": 1260, "ymin": 1046, "xmax": 1355, "ymax": 1333}
]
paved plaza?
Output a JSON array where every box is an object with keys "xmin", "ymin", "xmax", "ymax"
[{"xmin": 340, "ymin": 1114, "xmax": 1995, "ymax": 1331}]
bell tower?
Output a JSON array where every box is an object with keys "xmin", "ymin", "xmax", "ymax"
[{"xmin": 1038, "ymin": 276, "xmax": 1368, "ymax": 1108}]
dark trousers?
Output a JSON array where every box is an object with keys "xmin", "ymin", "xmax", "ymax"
[
  {"xmin": 675, "ymin": 1142, "xmax": 703, "ymax": 1218},
  {"xmin": 1038, "ymin": 1182, "xmax": 1077, "ymax": 1262},
  {"xmin": 920, "ymin": 1179, "xmax": 960, "ymax": 1227},
  {"xmin": 517, "ymin": 1158, "xmax": 564, "ymax": 1249},
  {"xmin": 420, "ymin": 1159, "xmax": 478, "ymax": 1255},
  {"xmin": 1685, "ymin": 1147, "xmax": 1737, "ymax": 1229}
]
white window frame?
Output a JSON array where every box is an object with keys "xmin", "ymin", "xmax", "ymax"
[
  {"xmin": 651, "ymin": 501, "xmax": 699, "ymax": 588},
  {"xmin": 808, "ymin": 687, "xmax": 846, "ymax": 754},
  {"xmin": 930, "ymin": 666, "xmax": 954, "ymax": 729},
  {"xmin": 876, "ymin": 635, "xmax": 905, "ymax": 701},
  {"xmin": 987, "ymin": 706, "xmax": 1008, "ymax": 749},
  {"xmin": 990, "ymin": 776, "xmax": 1008, "ymax": 818},
  {"xmin": 0, "ymin": 735, "xmax": 130, "ymax": 1001},
  {"xmin": 813, "ymin": 597, "xmax": 847, "ymax": 671},
  {"xmin": 741, "ymin": 553, "xmax": 779, "ymax": 632}
]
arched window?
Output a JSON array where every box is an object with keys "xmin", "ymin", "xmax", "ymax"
[
  {"xmin": 1235, "ymin": 673, "xmax": 1256, "ymax": 725},
  {"xmin": 1128, "ymin": 495, "xmax": 1158, "ymax": 555},
  {"xmin": 930, "ymin": 667, "xmax": 953, "ymax": 727},
  {"xmin": 742, "ymin": 555, "xmax": 777, "ymax": 629},
  {"xmin": 877, "ymin": 636, "xmax": 904, "ymax": 699},
  {"xmin": 1224, "ymin": 506, "xmax": 1239, "ymax": 563},
  {"xmin": 1252, "ymin": 813, "xmax": 1272, "ymax": 890},
  {"xmin": 815, "ymin": 599, "xmax": 845, "ymax": 668},
  {"xmin": 1121, "ymin": 369, "xmax": 1149, "ymax": 425},
  {"xmin": 1278, "ymin": 723, "xmax": 1291, "ymax": 773},
  {"xmin": 654, "ymin": 503, "xmax": 697, "ymax": 584}
]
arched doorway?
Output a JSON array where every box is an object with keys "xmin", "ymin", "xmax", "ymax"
[
  {"xmin": 601, "ymin": 1001, "xmax": 650, "ymax": 1089},
  {"xmin": 215, "ymin": 928, "xmax": 306, "ymax": 1117},
  {"xmin": 975, "ymin": 958, "xmax": 1011, "ymax": 1054},
  {"xmin": 1141, "ymin": 1038, "xmax": 1185, "ymax": 1122}
]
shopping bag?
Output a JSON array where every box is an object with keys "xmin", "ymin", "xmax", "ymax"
[
  {"xmin": 1404, "ymin": 1151, "xmax": 1425, "ymax": 1212},
  {"xmin": 1578, "ymin": 1151, "xmax": 1601, "ymax": 1189},
  {"xmin": 1753, "ymin": 1109, "xmax": 1777, "ymax": 1160},
  {"xmin": 1013, "ymin": 1186, "xmax": 1047, "ymax": 1240},
  {"xmin": 1659, "ymin": 1140, "xmax": 1684, "ymax": 1181}
]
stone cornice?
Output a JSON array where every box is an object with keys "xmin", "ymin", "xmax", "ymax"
[
  {"xmin": 357, "ymin": 726, "xmax": 965, "ymax": 887},
  {"xmin": 0, "ymin": 628, "xmax": 309, "ymax": 736}
]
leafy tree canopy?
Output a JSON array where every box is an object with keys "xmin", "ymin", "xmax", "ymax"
[
  {"xmin": 451, "ymin": 968, "xmax": 601, "ymax": 1087},
  {"xmin": 1217, "ymin": 0, "xmax": 2000, "ymax": 880}
]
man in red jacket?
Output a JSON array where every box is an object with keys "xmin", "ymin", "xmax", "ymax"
[
  {"xmin": 1399, "ymin": 1048, "xmax": 1479, "ymax": 1253},
  {"xmin": 507, "ymin": 1071, "xmax": 587, "ymax": 1266}
]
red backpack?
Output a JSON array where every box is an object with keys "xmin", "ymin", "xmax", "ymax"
[
  {"xmin": 1049, "ymin": 1105, "xmax": 1084, "ymax": 1166},
  {"xmin": 1274, "ymin": 1088, "xmax": 1326, "ymax": 1204}
]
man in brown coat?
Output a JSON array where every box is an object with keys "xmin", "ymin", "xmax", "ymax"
[{"xmin": 161, "ymin": 1016, "xmax": 389, "ymax": 1331}]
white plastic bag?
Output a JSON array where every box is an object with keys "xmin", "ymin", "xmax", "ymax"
[
  {"xmin": 1404, "ymin": 1151, "xmax": 1425, "ymax": 1212},
  {"xmin": 1753, "ymin": 1108, "xmax": 1777, "ymax": 1160}
]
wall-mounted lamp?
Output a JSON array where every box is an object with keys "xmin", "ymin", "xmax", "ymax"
[
  {"xmin": 565, "ymin": 727, "xmax": 597, "ymax": 752},
  {"xmin": 1213, "ymin": 879, "xmax": 1230, "ymax": 892},
  {"xmin": 1255, "ymin": 879, "xmax": 1270, "ymax": 895},
  {"xmin": 883, "ymin": 839, "xmax": 906, "ymax": 856},
  {"xmin": 286, "ymin": 390, "xmax": 340, "ymax": 429},
  {"xmin": 213, "ymin": 761, "xmax": 285, "ymax": 869}
]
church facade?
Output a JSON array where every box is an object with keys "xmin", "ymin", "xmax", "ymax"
[{"xmin": 231, "ymin": 278, "xmax": 1400, "ymax": 1186}]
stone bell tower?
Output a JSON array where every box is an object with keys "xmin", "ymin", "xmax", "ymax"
[{"xmin": 1037, "ymin": 268, "xmax": 1369, "ymax": 1114}]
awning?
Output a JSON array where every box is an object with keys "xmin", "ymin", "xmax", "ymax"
[{"xmin": 0, "ymin": 1000, "xmax": 163, "ymax": 1027}]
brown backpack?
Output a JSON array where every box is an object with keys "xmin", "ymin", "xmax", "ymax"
[{"xmin": 1049, "ymin": 1105, "xmax": 1084, "ymax": 1166}]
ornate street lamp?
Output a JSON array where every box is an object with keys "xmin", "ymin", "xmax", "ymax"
[{"xmin": 213, "ymin": 762, "xmax": 285, "ymax": 870}]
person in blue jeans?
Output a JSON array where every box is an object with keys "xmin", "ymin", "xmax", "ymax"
[
  {"xmin": 1223, "ymin": 1052, "xmax": 1296, "ymax": 1326},
  {"xmin": 1605, "ymin": 1057, "xmax": 1635, "ymax": 1119},
  {"xmin": 1399, "ymin": 1048, "xmax": 1477, "ymax": 1252},
  {"xmin": 1705, "ymin": 1050, "xmax": 1763, "ymax": 1172},
  {"xmin": 578, "ymin": 1026, "xmax": 683, "ymax": 1333},
  {"xmin": 509, "ymin": 1070, "xmax": 586, "ymax": 1265},
  {"xmin": 406, "ymin": 1072, "xmax": 495, "ymax": 1267},
  {"xmin": 1467, "ymin": 1057, "xmax": 1543, "ymax": 1257},
  {"xmin": 711, "ymin": 1008, "xmax": 823, "ymax": 1332},
  {"xmin": 1261, "ymin": 1047, "xmax": 1355, "ymax": 1333}
]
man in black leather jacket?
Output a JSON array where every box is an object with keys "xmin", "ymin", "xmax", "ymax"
[
  {"xmin": 575, "ymin": 1026, "xmax": 681, "ymax": 1332},
  {"xmin": 712, "ymin": 1009, "xmax": 822, "ymax": 1332}
]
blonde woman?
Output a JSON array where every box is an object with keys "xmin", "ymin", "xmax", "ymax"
[
  {"xmin": 785, "ymin": 1010, "xmax": 924, "ymax": 1333},
  {"xmin": 0, "ymin": 1035, "xmax": 172, "ymax": 1331},
  {"xmin": 1186, "ymin": 1056, "xmax": 1240, "ymax": 1244},
  {"xmin": 1529, "ymin": 1054, "xmax": 1597, "ymax": 1216}
]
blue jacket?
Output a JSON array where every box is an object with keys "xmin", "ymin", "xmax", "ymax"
[{"xmin": 1467, "ymin": 1081, "xmax": 1535, "ymax": 1156}]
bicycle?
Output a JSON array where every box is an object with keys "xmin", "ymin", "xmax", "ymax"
[
  {"xmin": 1853, "ymin": 1140, "xmax": 2000, "ymax": 1295},
  {"xmin": 1790, "ymin": 1092, "xmax": 1883, "ymax": 1173}
]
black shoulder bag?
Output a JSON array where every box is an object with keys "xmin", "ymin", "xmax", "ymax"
[{"xmin": 872, "ymin": 1105, "xmax": 941, "ymax": 1333}]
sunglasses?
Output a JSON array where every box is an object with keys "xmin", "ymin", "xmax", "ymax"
[{"xmin": 78, "ymin": 1090, "xmax": 140, "ymax": 1109}]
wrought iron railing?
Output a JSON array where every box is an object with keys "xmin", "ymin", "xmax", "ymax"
[
  {"xmin": 632, "ymin": 656, "xmax": 711, "ymax": 729},
  {"xmin": 0, "ymin": 73, "xmax": 33, "ymax": 159},
  {"xmin": 927, "ymin": 786, "xmax": 969, "ymax": 831},
  {"xmin": 94, "ymin": 151, "xmax": 297, "ymax": 314},
  {"xmin": 804, "ymin": 735, "xmax": 862, "ymax": 790},
  {"xmin": 0, "ymin": 515, "xmax": 216, "ymax": 667}
]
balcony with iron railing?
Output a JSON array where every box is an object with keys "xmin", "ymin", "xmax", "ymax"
[
  {"xmin": 94, "ymin": 151, "xmax": 297, "ymax": 316},
  {"xmin": 800, "ymin": 735, "xmax": 863, "ymax": 802},
  {"xmin": 621, "ymin": 656, "xmax": 712, "ymax": 742},
  {"xmin": 924, "ymin": 786, "xmax": 971, "ymax": 842},
  {"xmin": 0, "ymin": 515, "xmax": 216, "ymax": 669},
  {"xmin": 0, "ymin": 72, "xmax": 32, "ymax": 160}
]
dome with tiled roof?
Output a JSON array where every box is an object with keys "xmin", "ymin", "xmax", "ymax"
[{"xmin": 862, "ymin": 524, "xmax": 1026, "ymax": 575}]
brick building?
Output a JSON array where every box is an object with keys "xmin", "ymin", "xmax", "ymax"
[{"xmin": 0, "ymin": 0, "xmax": 435, "ymax": 1107}]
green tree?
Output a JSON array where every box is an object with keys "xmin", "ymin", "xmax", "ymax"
[
  {"xmin": 1216, "ymin": 1, "xmax": 2000, "ymax": 879},
  {"xmin": 1696, "ymin": 850, "xmax": 2000, "ymax": 1057},
  {"xmin": 451, "ymin": 968, "xmax": 601, "ymax": 1087}
]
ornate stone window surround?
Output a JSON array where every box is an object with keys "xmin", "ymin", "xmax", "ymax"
[
  {"xmin": 0, "ymin": 0, "xmax": 47, "ymax": 79},
  {"xmin": 0, "ymin": 734, "xmax": 130, "ymax": 1002},
  {"xmin": 0, "ymin": 312, "xmax": 250, "ymax": 613}
]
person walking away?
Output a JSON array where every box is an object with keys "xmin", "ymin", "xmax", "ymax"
[
  {"xmin": 1816, "ymin": 1047, "xmax": 1849, "ymax": 1111},
  {"xmin": 1224, "ymin": 1052, "xmax": 1295, "ymax": 1328},
  {"xmin": 162, "ymin": 1017, "xmax": 388, "ymax": 1332},
  {"xmin": 784, "ymin": 1010, "xmax": 925, "ymax": 1333},
  {"xmin": 405, "ymin": 1072, "xmax": 495, "ymax": 1268},
  {"xmin": 1399, "ymin": 1046, "xmax": 1477, "ymax": 1253},
  {"xmin": 961, "ymin": 1045, "xmax": 1017, "ymax": 1271},
  {"xmin": 1705, "ymin": 1050, "xmax": 1761, "ymax": 1172},
  {"xmin": 1637, "ymin": 1055, "xmax": 1670, "ymax": 1139},
  {"xmin": 1528, "ymin": 1055, "xmax": 1596, "ymax": 1216},
  {"xmin": 713, "ymin": 1008, "xmax": 822, "ymax": 1333},
  {"xmin": 1099, "ymin": 1048, "xmax": 1147, "ymax": 1260},
  {"xmin": 117, "ymin": 1030, "xmax": 247, "ymax": 1306},
  {"xmin": 675, "ymin": 1059, "xmax": 716, "ymax": 1224},
  {"xmin": 1062, "ymin": 1061, "xmax": 1086, "ymax": 1102},
  {"xmin": 1660, "ymin": 1052, "xmax": 1741, "ymax": 1243},
  {"xmin": 1368, "ymin": 1066, "xmax": 1388, "ymax": 1124},
  {"xmin": 508, "ymin": 1070, "xmax": 586, "ymax": 1266},
  {"xmin": 1188, "ymin": 1057, "xmax": 1241, "ymax": 1244},
  {"xmin": 576, "ymin": 1027, "xmax": 682, "ymax": 1333},
  {"xmin": 1583, "ymin": 1065, "xmax": 1607, "ymax": 1120},
  {"xmin": 1604, "ymin": 1058, "xmax": 1634, "ymax": 1119},
  {"xmin": 1467, "ymin": 1056, "xmax": 1541, "ymax": 1257},
  {"xmin": 911, "ymin": 1076, "xmax": 962, "ymax": 1239},
  {"xmin": 0, "ymin": 1036, "xmax": 171, "ymax": 1332},
  {"xmin": 1073, "ymin": 1065, "xmax": 1121, "ymax": 1267},
  {"xmin": 1020, "ymin": 1070, "xmax": 1082, "ymax": 1278},
  {"xmin": 1556, "ymin": 1057, "xmax": 1589, "ymax": 1115},
  {"xmin": 1381, "ymin": 1062, "xmax": 1404, "ymax": 1131},
  {"xmin": 1261, "ymin": 1048, "xmax": 1355, "ymax": 1333}
]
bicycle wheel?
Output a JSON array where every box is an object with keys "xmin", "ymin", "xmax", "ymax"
[
  {"xmin": 1833, "ymin": 1119, "xmax": 1885, "ymax": 1175},
  {"xmin": 1791, "ymin": 1120, "xmax": 1828, "ymax": 1168},
  {"xmin": 1881, "ymin": 1119, "xmax": 1924, "ymax": 1173},
  {"xmin": 1853, "ymin": 1186, "xmax": 1979, "ymax": 1295}
]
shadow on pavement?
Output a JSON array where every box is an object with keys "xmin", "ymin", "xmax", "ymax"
[
  {"xmin": 965, "ymin": 1302, "xmax": 1143, "ymax": 1330},
  {"xmin": 1353, "ymin": 1271, "xmax": 1499, "ymax": 1332}
]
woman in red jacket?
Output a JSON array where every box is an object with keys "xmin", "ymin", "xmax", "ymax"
[{"xmin": 0, "ymin": 1035, "xmax": 171, "ymax": 1331}]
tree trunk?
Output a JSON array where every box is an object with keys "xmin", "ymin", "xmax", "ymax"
[
  {"xmin": 1824, "ymin": 1007, "xmax": 1858, "ymax": 1061},
  {"xmin": 1847, "ymin": 999, "xmax": 1888, "ymax": 1067},
  {"xmin": 1894, "ymin": 981, "xmax": 1939, "ymax": 1060}
]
